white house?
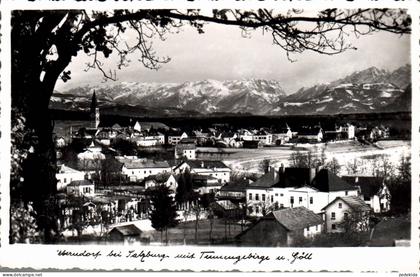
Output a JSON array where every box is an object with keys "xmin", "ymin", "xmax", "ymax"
[
  {"xmin": 66, "ymin": 180, "xmax": 95, "ymax": 197},
  {"xmin": 173, "ymin": 160, "xmax": 231, "ymax": 184},
  {"xmin": 143, "ymin": 174, "xmax": 179, "ymax": 193},
  {"xmin": 246, "ymin": 167, "xmax": 360, "ymax": 216},
  {"xmin": 174, "ymin": 143, "xmax": 196, "ymax": 160},
  {"xmin": 322, "ymin": 195, "xmax": 371, "ymax": 233},
  {"xmin": 120, "ymin": 158, "xmax": 171, "ymax": 182},
  {"xmin": 56, "ymin": 164, "xmax": 86, "ymax": 191},
  {"xmin": 341, "ymin": 176, "xmax": 391, "ymax": 213},
  {"xmin": 167, "ymin": 131, "xmax": 188, "ymax": 145},
  {"xmin": 252, "ymin": 130, "xmax": 273, "ymax": 145}
]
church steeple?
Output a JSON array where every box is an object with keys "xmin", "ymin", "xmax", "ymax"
[
  {"xmin": 90, "ymin": 90, "xmax": 100, "ymax": 129},
  {"xmin": 90, "ymin": 90, "xmax": 97, "ymax": 114}
]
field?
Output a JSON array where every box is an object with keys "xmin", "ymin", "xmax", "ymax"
[
  {"xmin": 150, "ymin": 218, "xmax": 245, "ymax": 245},
  {"xmin": 208, "ymin": 140, "xmax": 411, "ymax": 173}
]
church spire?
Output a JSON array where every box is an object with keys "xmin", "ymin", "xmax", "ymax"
[
  {"xmin": 90, "ymin": 90, "xmax": 97, "ymax": 114},
  {"xmin": 90, "ymin": 90, "xmax": 100, "ymax": 129}
]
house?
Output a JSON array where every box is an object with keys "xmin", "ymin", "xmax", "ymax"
[
  {"xmin": 175, "ymin": 143, "xmax": 196, "ymax": 160},
  {"xmin": 166, "ymin": 130, "xmax": 188, "ymax": 145},
  {"xmin": 56, "ymin": 164, "xmax": 86, "ymax": 191},
  {"xmin": 120, "ymin": 158, "xmax": 171, "ymax": 182},
  {"xmin": 341, "ymin": 176, "xmax": 391, "ymax": 213},
  {"xmin": 143, "ymin": 174, "xmax": 179, "ymax": 193},
  {"xmin": 108, "ymin": 224, "xmax": 143, "ymax": 244},
  {"xmin": 252, "ymin": 130, "xmax": 273, "ymax": 145},
  {"xmin": 210, "ymin": 200, "xmax": 242, "ymax": 219},
  {"xmin": 66, "ymin": 180, "xmax": 95, "ymax": 197},
  {"xmin": 218, "ymin": 179, "xmax": 250, "ymax": 202},
  {"xmin": 192, "ymin": 175, "xmax": 222, "ymax": 194},
  {"xmin": 273, "ymin": 124, "xmax": 293, "ymax": 144},
  {"xmin": 308, "ymin": 169, "xmax": 360, "ymax": 213},
  {"xmin": 246, "ymin": 168, "xmax": 279, "ymax": 217},
  {"xmin": 173, "ymin": 160, "xmax": 232, "ymax": 184},
  {"xmin": 322, "ymin": 196, "xmax": 371, "ymax": 233},
  {"xmin": 297, "ymin": 127, "xmax": 323, "ymax": 142},
  {"xmin": 237, "ymin": 129, "xmax": 254, "ymax": 141},
  {"xmin": 236, "ymin": 207, "xmax": 323, "ymax": 247}
]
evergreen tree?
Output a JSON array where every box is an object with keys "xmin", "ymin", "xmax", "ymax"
[{"xmin": 147, "ymin": 185, "xmax": 179, "ymax": 245}]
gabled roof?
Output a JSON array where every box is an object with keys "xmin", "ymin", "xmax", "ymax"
[
  {"xmin": 322, "ymin": 196, "xmax": 371, "ymax": 212},
  {"xmin": 213, "ymin": 200, "xmax": 238, "ymax": 210},
  {"xmin": 270, "ymin": 206, "xmax": 323, "ymax": 231},
  {"xmin": 123, "ymin": 159, "xmax": 170, "ymax": 169},
  {"xmin": 341, "ymin": 176, "xmax": 384, "ymax": 198},
  {"xmin": 174, "ymin": 160, "xmax": 231, "ymax": 170},
  {"xmin": 311, "ymin": 169, "xmax": 355, "ymax": 192},
  {"xmin": 68, "ymin": 180, "xmax": 93, "ymax": 187},
  {"xmin": 220, "ymin": 180, "xmax": 249, "ymax": 192},
  {"xmin": 275, "ymin": 168, "xmax": 313, "ymax": 188},
  {"xmin": 248, "ymin": 170, "xmax": 276, "ymax": 189},
  {"xmin": 57, "ymin": 164, "xmax": 82, "ymax": 174},
  {"xmin": 109, "ymin": 224, "xmax": 142, "ymax": 236}
]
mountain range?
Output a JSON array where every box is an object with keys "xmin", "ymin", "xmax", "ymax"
[{"xmin": 51, "ymin": 64, "xmax": 411, "ymax": 116}]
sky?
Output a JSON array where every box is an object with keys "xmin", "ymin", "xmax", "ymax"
[{"xmin": 56, "ymin": 18, "xmax": 411, "ymax": 94}]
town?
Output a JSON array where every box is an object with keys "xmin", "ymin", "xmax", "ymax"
[{"xmin": 44, "ymin": 91, "xmax": 411, "ymax": 247}]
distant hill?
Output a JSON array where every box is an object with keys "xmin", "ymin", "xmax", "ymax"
[{"xmin": 51, "ymin": 64, "xmax": 411, "ymax": 117}]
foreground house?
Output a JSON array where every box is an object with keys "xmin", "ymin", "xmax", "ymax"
[
  {"xmin": 341, "ymin": 176, "xmax": 391, "ymax": 213},
  {"xmin": 56, "ymin": 164, "xmax": 86, "ymax": 191},
  {"xmin": 119, "ymin": 157, "xmax": 171, "ymax": 182},
  {"xmin": 236, "ymin": 206, "xmax": 323, "ymax": 247},
  {"xmin": 108, "ymin": 224, "xmax": 144, "ymax": 245},
  {"xmin": 174, "ymin": 160, "xmax": 231, "ymax": 184},
  {"xmin": 322, "ymin": 196, "xmax": 371, "ymax": 233},
  {"xmin": 66, "ymin": 180, "xmax": 95, "ymax": 197}
]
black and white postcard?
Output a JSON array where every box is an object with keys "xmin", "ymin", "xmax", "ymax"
[{"xmin": 0, "ymin": 0, "xmax": 419, "ymax": 274}]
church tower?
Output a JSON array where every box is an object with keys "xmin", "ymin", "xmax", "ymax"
[{"xmin": 90, "ymin": 90, "xmax": 100, "ymax": 129}]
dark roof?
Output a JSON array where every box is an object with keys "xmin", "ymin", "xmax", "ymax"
[
  {"xmin": 175, "ymin": 143, "xmax": 196, "ymax": 151},
  {"xmin": 270, "ymin": 207, "xmax": 323, "ymax": 231},
  {"xmin": 248, "ymin": 171, "xmax": 276, "ymax": 189},
  {"xmin": 341, "ymin": 176, "xmax": 384, "ymax": 198},
  {"xmin": 311, "ymin": 169, "xmax": 355, "ymax": 192},
  {"xmin": 179, "ymin": 138, "xmax": 196, "ymax": 144},
  {"xmin": 68, "ymin": 180, "xmax": 93, "ymax": 187},
  {"xmin": 123, "ymin": 159, "xmax": 170, "ymax": 169},
  {"xmin": 220, "ymin": 180, "xmax": 249, "ymax": 192},
  {"xmin": 275, "ymin": 168, "xmax": 313, "ymax": 188},
  {"xmin": 144, "ymin": 173, "xmax": 172, "ymax": 183},
  {"xmin": 109, "ymin": 224, "xmax": 142, "ymax": 236},
  {"xmin": 323, "ymin": 196, "xmax": 371, "ymax": 212}
]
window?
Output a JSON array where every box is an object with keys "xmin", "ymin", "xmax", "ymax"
[
  {"xmin": 331, "ymin": 212, "xmax": 336, "ymax": 220},
  {"xmin": 332, "ymin": 224, "xmax": 336, "ymax": 230},
  {"xmin": 64, "ymin": 178, "xmax": 67, "ymax": 183},
  {"xmin": 132, "ymin": 171, "xmax": 134, "ymax": 175},
  {"xmin": 255, "ymin": 206, "xmax": 260, "ymax": 214},
  {"xmin": 280, "ymin": 193, "xmax": 284, "ymax": 197},
  {"xmin": 316, "ymin": 225, "xmax": 318, "ymax": 231},
  {"xmin": 338, "ymin": 203, "xmax": 342, "ymax": 208},
  {"xmin": 149, "ymin": 170, "xmax": 152, "ymax": 174},
  {"xmin": 255, "ymin": 194, "xmax": 260, "ymax": 201},
  {"xmin": 280, "ymin": 204, "xmax": 284, "ymax": 208},
  {"xmin": 271, "ymin": 195, "xmax": 274, "ymax": 203},
  {"xmin": 249, "ymin": 193, "xmax": 252, "ymax": 200},
  {"xmin": 345, "ymin": 191, "xmax": 348, "ymax": 196},
  {"xmin": 144, "ymin": 171, "xmax": 146, "ymax": 174},
  {"xmin": 275, "ymin": 193, "xmax": 278, "ymax": 197},
  {"xmin": 262, "ymin": 194, "xmax": 266, "ymax": 202},
  {"xmin": 310, "ymin": 197, "xmax": 313, "ymax": 204},
  {"xmin": 290, "ymin": 196, "xmax": 294, "ymax": 204},
  {"xmin": 306, "ymin": 227, "xmax": 310, "ymax": 231},
  {"xmin": 299, "ymin": 197, "xmax": 302, "ymax": 203}
]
